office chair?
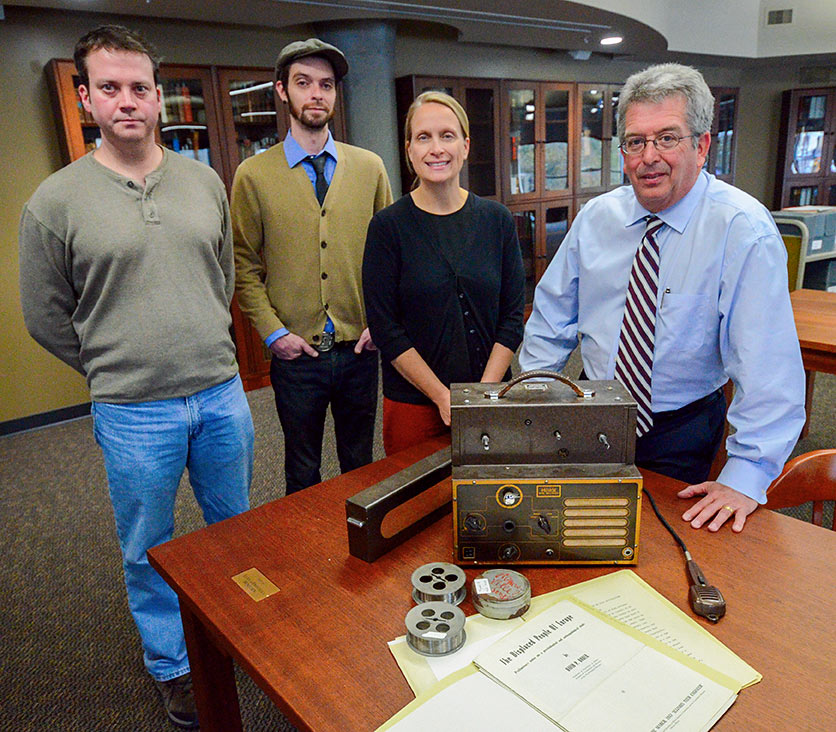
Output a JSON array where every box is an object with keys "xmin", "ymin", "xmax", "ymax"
[
  {"xmin": 767, "ymin": 449, "xmax": 836, "ymax": 530},
  {"xmin": 772, "ymin": 217, "xmax": 809, "ymax": 291}
]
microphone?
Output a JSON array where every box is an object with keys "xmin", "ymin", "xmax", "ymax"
[
  {"xmin": 643, "ymin": 488, "xmax": 727, "ymax": 623},
  {"xmin": 685, "ymin": 554, "xmax": 726, "ymax": 623}
]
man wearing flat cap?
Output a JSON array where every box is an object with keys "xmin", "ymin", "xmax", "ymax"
[{"xmin": 232, "ymin": 38, "xmax": 393, "ymax": 494}]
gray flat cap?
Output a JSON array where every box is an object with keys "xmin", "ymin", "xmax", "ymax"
[{"xmin": 275, "ymin": 38, "xmax": 348, "ymax": 82}]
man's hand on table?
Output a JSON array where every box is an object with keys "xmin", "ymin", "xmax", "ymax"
[{"xmin": 678, "ymin": 481, "xmax": 758, "ymax": 533}]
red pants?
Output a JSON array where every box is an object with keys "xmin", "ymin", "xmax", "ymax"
[{"xmin": 382, "ymin": 397, "xmax": 449, "ymax": 455}]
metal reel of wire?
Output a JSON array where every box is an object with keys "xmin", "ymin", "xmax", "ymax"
[
  {"xmin": 405, "ymin": 601, "xmax": 467, "ymax": 657},
  {"xmin": 410, "ymin": 562, "xmax": 467, "ymax": 605}
]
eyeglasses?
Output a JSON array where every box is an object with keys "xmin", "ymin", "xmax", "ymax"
[{"xmin": 619, "ymin": 133, "xmax": 699, "ymax": 155}]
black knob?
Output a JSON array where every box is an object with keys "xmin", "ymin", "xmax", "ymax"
[
  {"xmin": 464, "ymin": 514, "xmax": 486, "ymax": 532},
  {"xmin": 500, "ymin": 544, "xmax": 520, "ymax": 561}
]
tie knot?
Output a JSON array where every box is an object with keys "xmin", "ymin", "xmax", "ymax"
[
  {"xmin": 309, "ymin": 155, "xmax": 327, "ymax": 174},
  {"xmin": 643, "ymin": 215, "xmax": 663, "ymax": 241}
]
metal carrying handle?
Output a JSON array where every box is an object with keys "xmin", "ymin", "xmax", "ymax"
[{"xmin": 484, "ymin": 369, "xmax": 595, "ymax": 400}]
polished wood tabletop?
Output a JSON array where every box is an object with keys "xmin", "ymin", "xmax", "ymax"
[
  {"xmin": 791, "ymin": 288, "xmax": 836, "ymax": 373},
  {"xmin": 149, "ymin": 438, "xmax": 836, "ymax": 732},
  {"xmin": 791, "ymin": 288, "xmax": 836, "ymax": 436}
]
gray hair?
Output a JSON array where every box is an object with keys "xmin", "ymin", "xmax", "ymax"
[{"xmin": 617, "ymin": 63, "xmax": 714, "ymax": 143}]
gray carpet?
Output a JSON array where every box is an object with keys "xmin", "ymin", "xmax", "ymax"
[{"xmin": 0, "ymin": 356, "xmax": 833, "ymax": 730}]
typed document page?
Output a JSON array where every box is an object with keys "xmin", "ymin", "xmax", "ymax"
[{"xmin": 474, "ymin": 599, "xmax": 738, "ymax": 732}]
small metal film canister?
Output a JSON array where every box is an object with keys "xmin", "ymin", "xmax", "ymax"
[
  {"xmin": 471, "ymin": 569, "xmax": 531, "ymax": 619},
  {"xmin": 411, "ymin": 562, "xmax": 467, "ymax": 605},
  {"xmin": 404, "ymin": 601, "xmax": 467, "ymax": 657}
]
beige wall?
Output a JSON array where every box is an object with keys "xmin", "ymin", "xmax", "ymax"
[{"xmin": 0, "ymin": 6, "xmax": 824, "ymax": 424}]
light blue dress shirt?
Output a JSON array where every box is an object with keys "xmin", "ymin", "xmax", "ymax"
[
  {"xmin": 264, "ymin": 130, "xmax": 338, "ymax": 347},
  {"xmin": 520, "ymin": 171, "xmax": 806, "ymax": 503}
]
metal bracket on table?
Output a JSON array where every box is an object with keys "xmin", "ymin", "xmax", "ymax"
[{"xmin": 345, "ymin": 447, "xmax": 452, "ymax": 562}]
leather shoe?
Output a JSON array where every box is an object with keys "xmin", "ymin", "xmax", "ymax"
[{"xmin": 154, "ymin": 672, "xmax": 199, "ymax": 728}]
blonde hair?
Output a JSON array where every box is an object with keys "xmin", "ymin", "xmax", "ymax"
[{"xmin": 404, "ymin": 91, "xmax": 470, "ymax": 175}]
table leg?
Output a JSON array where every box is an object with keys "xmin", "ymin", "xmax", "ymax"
[
  {"xmin": 180, "ymin": 603, "xmax": 243, "ymax": 732},
  {"xmin": 801, "ymin": 369, "xmax": 815, "ymax": 440}
]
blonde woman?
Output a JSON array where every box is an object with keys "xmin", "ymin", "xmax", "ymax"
[{"xmin": 363, "ymin": 91, "xmax": 525, "ymax": 454}]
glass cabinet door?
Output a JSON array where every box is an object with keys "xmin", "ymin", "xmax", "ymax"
[
  {"xmin": 507, "ymin": 85, "xmax": 537, "ymax": 197},
  {"xmin": 576, "ymin": 83, "xmax": 623, "ymax": 194},
  {"xmin": 578, "ymin": 87, "xmax": 604, "ymax": 190},
  {"xmin": 577, "ymin": 84, "xmax": 622, "ymax": 195},
  {"xmin": 158, "ymin": 66, "xmax": 224, "ymax": 179},
  {"xmin": 504, "ymin": 81, "xmax": 573, "ymax": 200},
  {"xmin": 509, "ymin": 201, "xmax": 574, "ymax": 305},
  {"xmin": 714, "ymin": 93, "xmax": 736, "ymax": 179},
  {"xmin": 791, "ymin": 93, "xmax": 828, "ymax": 175},
  {"xmin": 46, "ymin": 59, "xmax": 103, "ymax": 161},
  {"xmin": 217, "ymin": 69, "xmax": 282, "ymax": 176},
  {"xmin": 777, "ymin": 88, "xmax": 836, "ymax": 208},
  {"xmin": 703, "ymin": 88, "xmax": 738, "ymax": 184},
  {"xmin": 228, "ymin": 80, "xmax": 280, "ymax": 161},
  {"xmin": 463, "ymin": 83, "xmax": 499, "ymax": 198},
  {"xmin": 216, "ymin": 68, "xmax": 283, "ymax": 390},
  {"xmin": 543, "ymin": 84, "xmax": 571, "ymax": 195},
  {"xmin": 509, "ymin": 206, "xmax": 537, "ymax": 303},
  {"xmin": 544, "ymin": 204, "xmax": 570, "ymax": 269},
  {"xmin": 610, "ymin": 88, "xmax": 624, "ymax": 187}
]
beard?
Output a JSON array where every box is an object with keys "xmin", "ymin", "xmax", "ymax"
[{"xmin": 288, "ymin": 98, "xmax": 334, "ymax": 131}]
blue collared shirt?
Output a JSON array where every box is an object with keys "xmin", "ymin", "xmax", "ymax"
[
  {"xmin": 264, "ymin": 130, "xmax": 339, "ymax": 347},
  {"xmin": 520, "ymin": 171, "xmax": 806, "ymax": 503}
]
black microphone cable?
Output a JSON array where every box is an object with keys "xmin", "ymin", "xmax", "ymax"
[{"xmin": 643, "ymin": 487, "xmax": 727, "ymax": 623}]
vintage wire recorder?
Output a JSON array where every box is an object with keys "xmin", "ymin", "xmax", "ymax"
[{"xmin": 451, "ymin": 370, "xmax": 642, "ymax": 566}]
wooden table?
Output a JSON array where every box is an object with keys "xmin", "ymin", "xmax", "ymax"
[
  {"xmin": 149, "ymin": 438, "xmax": 836, "ymax": 731},
  {"xmin": 791, "ymin": 288, "xmax": 836, "ymax": 437}
]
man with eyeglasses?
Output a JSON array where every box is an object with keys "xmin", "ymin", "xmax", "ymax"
[{"xmin": 521, "ymin": 63, "xmax": 804, "ymax": 534}]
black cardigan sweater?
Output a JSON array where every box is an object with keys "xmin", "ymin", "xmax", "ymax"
[{"xmin": 362, "ymin": 193, "xmax": 525, "ymax": 404}]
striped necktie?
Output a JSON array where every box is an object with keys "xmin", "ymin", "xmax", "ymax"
[{"xmin": 614, "ymin": 215, "xmax": 664, "ymax": 437}]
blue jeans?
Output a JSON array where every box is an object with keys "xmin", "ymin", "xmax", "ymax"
[{"xmin": 91, "ymin": 374, "xmax": 253, "ymax": 681}]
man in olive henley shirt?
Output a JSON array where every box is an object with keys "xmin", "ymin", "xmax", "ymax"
[{"xmin": 18, "ymin": 25, "xmax": 253, "ymax": 729}]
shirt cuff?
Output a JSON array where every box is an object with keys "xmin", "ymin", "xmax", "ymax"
[
  {"xmin": 265, "ymin": 328, "xmax": 289, "ymax": 347},
  {"xmin": 716, "ymin": 456, "xmax": 772, "ymax": 505}
]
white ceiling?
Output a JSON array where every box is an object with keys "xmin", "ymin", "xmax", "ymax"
[
  {"xmin": 6, "ymin": 0, "xmax": 836, "ymax": 59},
  {"xmin": 579, "ymin": 0, "xmax": 836, "ymax": 58}
]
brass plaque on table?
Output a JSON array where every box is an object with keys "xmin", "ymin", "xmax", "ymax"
[{"xmin": 232, "ymin": 568, "xmax": 279, "ymax": 601}]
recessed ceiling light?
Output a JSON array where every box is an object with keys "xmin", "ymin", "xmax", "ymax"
[{"xmin": 600, "ymin": 35, "xmax": 623, "ymax": 46}]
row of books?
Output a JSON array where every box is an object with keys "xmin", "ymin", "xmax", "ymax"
[{"xmin": 74, "ymin": 83, "xmax": 204, "ymax": 125}]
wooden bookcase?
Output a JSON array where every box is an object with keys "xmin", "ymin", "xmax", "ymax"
[
  {"xmin": 396, "ymin": 75, "xmax": 739, "ymax": 301},
  {"xmin": 774, "ymin": 86, "xmax": 836, "ymax": 209}
]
